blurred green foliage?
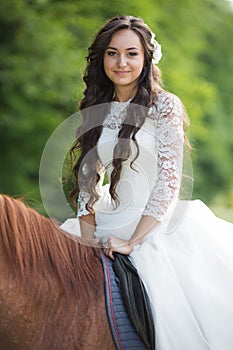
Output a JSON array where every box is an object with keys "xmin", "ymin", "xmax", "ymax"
[{"xmin": 0, "ymin": 0, "xmax": 233, "ymax": 218}]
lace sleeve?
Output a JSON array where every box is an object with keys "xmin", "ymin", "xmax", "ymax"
[
  {"xmin": 77, "ymin": 190, "xmax": 91, "ymax": 217},
  {"xmin": 142, "ymin": 93, "xmax": 184, "ymax": 222}
]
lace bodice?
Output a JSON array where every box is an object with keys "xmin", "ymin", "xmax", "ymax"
[
  {"xmin": 102, "ymin": 99, "xmax": 131, "ymax": 130},
  {"xmin": 77, "ymin": 91, "xmax": 184, "ymax": 224}
]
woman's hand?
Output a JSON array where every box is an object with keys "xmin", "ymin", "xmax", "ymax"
[{"xmin": 102, "ymin": 237, "xmax": 133, "ymax": 259}]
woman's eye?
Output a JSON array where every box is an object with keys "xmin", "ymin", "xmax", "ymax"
[
  {"xmin": 106, "ymin": 51, "xmax": 138, "ymax": 57},
  {"xmin": 128, "ymin": 52, "xmax": 138, "ymax": 57},
  {"xmin": 107, "ymin": 51, "xmax": 117, "ymax": 56}
]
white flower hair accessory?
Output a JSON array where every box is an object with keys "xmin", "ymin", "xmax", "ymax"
[{"xmin": 151, "ymin": 32, "xmax": 162, "ymax": 64}]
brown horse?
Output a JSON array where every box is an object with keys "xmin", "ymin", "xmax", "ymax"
[{"xmin": 0, "ymin": 194, "xmax": 115, "ymax": 350}]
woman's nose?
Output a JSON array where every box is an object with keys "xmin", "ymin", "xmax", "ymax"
[{"xmin": 117, "ymin": 55, "xmax": 127, "ymax": 67}]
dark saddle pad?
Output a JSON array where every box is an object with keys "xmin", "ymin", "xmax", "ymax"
[
  {"xmin": 101, "ymin": 252, "xmax": 155, "ymax": 350},
  {"xmin": 112, "ymin": 253, "xmax": 155, "ymax": 349}
]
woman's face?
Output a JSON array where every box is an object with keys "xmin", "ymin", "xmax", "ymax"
[{"xmin": 103, "ymin": 29, "xmax": 145, "ymax": 96}]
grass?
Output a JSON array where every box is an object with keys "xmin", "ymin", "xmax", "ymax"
[{"xmin": 210, "ymin": 206, "xmax": 233, "ymax": 223}]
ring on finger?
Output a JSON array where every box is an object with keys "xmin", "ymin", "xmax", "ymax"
[{"xmin": 100, "ymin": 240, "xmax": 108, "ymax": 249}]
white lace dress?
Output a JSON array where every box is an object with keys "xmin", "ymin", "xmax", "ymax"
[{"xmin": 61, "ymin": 91, "xmax": 233, "ymax": 350}]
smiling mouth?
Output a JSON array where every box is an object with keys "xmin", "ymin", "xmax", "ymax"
[{"xmin": 114, "ymin": 71, "xmax": 130, "ymax": 75}]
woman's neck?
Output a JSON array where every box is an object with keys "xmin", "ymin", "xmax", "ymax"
[{"xmin": 113, "ymin": 85, "xmax": 138, "ymax": 102}]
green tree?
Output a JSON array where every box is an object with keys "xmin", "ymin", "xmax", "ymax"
[{"xmin": 0, "ymin": 0, "xmax": 232, "ymax": 218}]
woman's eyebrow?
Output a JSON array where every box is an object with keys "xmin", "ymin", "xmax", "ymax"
[
  {"xmin": 126, "ymin": 47, "xmax": 140, "ymax": 51},
  {"xmin": 106, "ymin": 46, "xmax": 140, "ymax": 51}
]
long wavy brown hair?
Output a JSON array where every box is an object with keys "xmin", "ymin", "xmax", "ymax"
[{"xmin": 70, "ymin": 15, "xmax": 164, "ymax": 212}]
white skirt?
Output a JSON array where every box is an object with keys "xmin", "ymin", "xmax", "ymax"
[
  {"xmin": 130, "ymin": 200, "xmax": 233, "ymax": 350},
  {"xmin": 61, "ymin": 200, "xmax": 233, "ymax": 350}
]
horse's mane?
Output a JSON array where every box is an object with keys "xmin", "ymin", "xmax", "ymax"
[{"xmin": 0, "ymin": 194, "xmax": 101, "ymax": 298}]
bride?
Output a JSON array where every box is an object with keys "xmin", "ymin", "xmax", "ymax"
[{"xmin": 64, "ymin": 15, "xmax": 233, "ymax": 350}]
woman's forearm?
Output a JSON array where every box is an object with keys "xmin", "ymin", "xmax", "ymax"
[
  {"xmin": 79, "ymin": 213, "xmax": 96, "ymax": 238},
  {"xmin": 103, "ymin": 215, "xmax": 160, "ymax": 259},
  {"xmin": 129, "ymin": 215, "xmax": 159, "ymax": 247}
]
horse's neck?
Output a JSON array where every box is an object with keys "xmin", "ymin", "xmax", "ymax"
[
  {"xmin": 0, "ymin": 248, "xmax": 115, "ymax": 350},
  {"xmin": 0, "ymin": 194, "xmax": 115, "ymax": 349}
]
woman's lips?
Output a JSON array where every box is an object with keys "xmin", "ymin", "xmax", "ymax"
[{"xmin": 114, "ymin": 71, "xmax": 130, "ymax": 75}]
